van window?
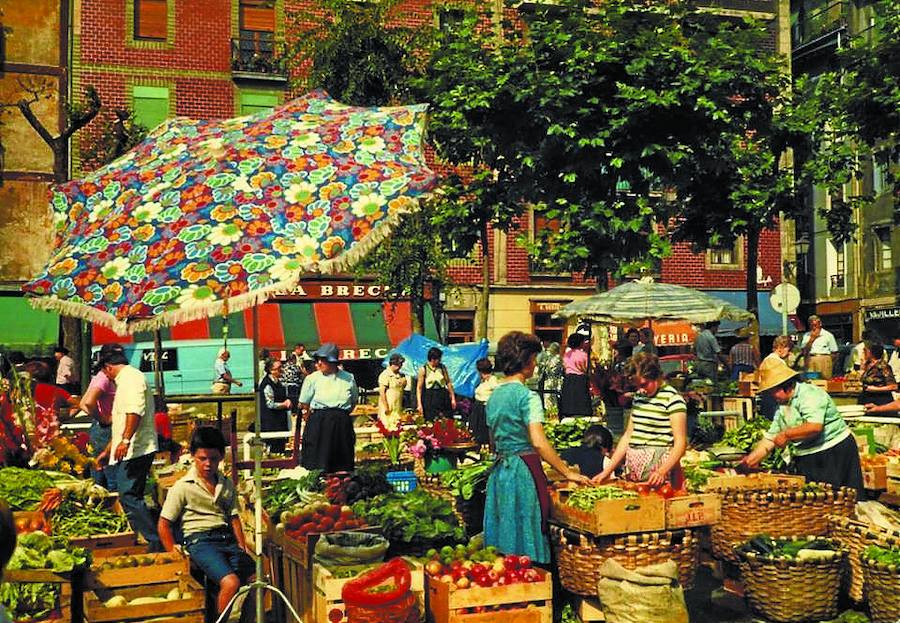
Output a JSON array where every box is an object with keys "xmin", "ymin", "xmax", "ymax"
[{"xmin": 138, "ymin": 348, "xmax": 178, "ymax": 372}]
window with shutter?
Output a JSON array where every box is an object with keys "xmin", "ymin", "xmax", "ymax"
[
  {"xmin": 133, "ymin": 86, "xmax": 170, "ymax": 130},
  {"xmin": 135, "ymin": 0, "xmax": 168, "ymax": 40}
]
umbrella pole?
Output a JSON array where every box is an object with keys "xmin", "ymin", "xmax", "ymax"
[
  {"xmin": 252, "ymin": 305, "xmax": 264, "ymax": 623},
  {"xmin": 152, "ymin": 330, "xmax": 165, "ymax": 404}
]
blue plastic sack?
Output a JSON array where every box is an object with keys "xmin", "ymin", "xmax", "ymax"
[{"xmin": 382, "ymin": 334, "xmax": 489, "ymax": 398}]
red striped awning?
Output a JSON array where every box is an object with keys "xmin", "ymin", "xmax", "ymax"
[{"xmin": 92, "ymin": 301, "xmax": 438, "ymax": 360}]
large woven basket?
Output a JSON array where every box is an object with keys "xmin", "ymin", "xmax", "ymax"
[
  {"xmin": 860, "ymin": 537, "xmax": 900, "ymax": 623},
  {"xmin": 711, "ymin": 483, "xmax": 856, "ymax": 562},
  {"xmin": 738, "ymin": 545, "xmax": 846, "ymax": 622},
  {"xmin": 827, "ymin": 514, "xmax": 900, "ymax": 602},
  {"xmin": 550, "ymin": 524, "xmax": 699, "ymax": 596}
]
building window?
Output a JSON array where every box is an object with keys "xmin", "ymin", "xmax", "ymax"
[
  {"xmin": 132, "ymin": 85, "xmax": 170, "ymax": 130},
  {"xmin": 529, "ymin": 211, "xmax": 567, "ymax": 275},
  {"xmin": 445, "ymin": 311, "xmax": 475, "ymax": 344},
  {"xmin": 239, "ymin": 91, "xmax": 279, "ymax": 115},
  {"xmin": 134, "ymin": 0, "xmax": 168, "ymax": 41},
  {"xmin": 873, "ymin": 156, "xmax": 887, "ymax": 196},
  {"xmin": 532, "ymin": 311, "xmax": 567, "ymax": 346},
  {"xmin": 874, "ymin": 226, "xmax": 893, "ymax": 271},
  {"xmin": 827, "ymin": 238, "xmax": 845, "ymax": 290},
  {"xmin": 437, "ymin": 7, "xmax": 465, "ymax": 32},
  {"xmin": 235, "ymin": 0, "xmax": 276, "ymax": 72},
  {"xmin": 706, "ymin": 238, "xmax": 743, "ymax": 270}
]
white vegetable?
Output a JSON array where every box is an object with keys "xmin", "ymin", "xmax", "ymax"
[
  {"xmin": 104, "ymin": 596, "xmax": 128, "ymax": 608},
  {"xmin": 166, "ymin": 587, "xmax": 181, "ymax": 601}
]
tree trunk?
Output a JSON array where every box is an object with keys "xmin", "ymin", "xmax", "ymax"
[
  {"xmin": 746, "ymin": 225, "xmax": 761, "ymax": 351},
  {"xmin": 478, "ymin": 221, "xmax": 490, "ymax": 340}
]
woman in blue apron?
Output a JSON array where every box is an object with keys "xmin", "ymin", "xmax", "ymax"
[{"xmin": 483, "ymin": 331, "xmax": 589, "ymax": 564}]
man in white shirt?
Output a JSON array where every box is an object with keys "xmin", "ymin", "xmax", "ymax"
[
  {"xmin": 54, "ymin": 346, "xmax": 79, "ymax": 394},
  {"xmin": 799, "ymin": 315, "xmax": 839, "ymax": 380},
  {"xmin": 97, "ymin": 343, "xmax": 161, "ymax": 551},
  {"xmin": 888, "ymin": 338, "xmax": 900, "ymax": 385}
]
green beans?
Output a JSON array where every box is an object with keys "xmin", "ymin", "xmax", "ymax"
[{"xmin": 566, "ymin": 486, "xmax": 637, "ymax": 511}]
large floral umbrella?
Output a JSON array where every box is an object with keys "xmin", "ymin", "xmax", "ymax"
[
  {"xmin": 23, "ymin": 91, "xmax": 436, "ymax": 334},
  {"xmin": 555, "ymin": 278, "xmax": 755, "ymax": 324}
]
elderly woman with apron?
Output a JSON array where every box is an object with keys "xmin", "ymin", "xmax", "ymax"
[
  {"xmin": 484, "ymin": 332, "xmax": 588, "ymax": 564},
  {"xmin": 299, "ymin": 344, "xmax": 359, "ymax": 473},
  {"xmin": 591, "ymin": 352, "xmax": 688, "ymax": 489}
]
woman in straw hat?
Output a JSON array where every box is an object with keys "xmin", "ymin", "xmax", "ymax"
[{"xmin": 740, "ymin": 357, "xmax": 863, "ymax": 494}]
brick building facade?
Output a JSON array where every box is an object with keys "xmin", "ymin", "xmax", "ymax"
[{"xmin": 68, "ymin": 0, "xmax": 788, "ymax": 351}]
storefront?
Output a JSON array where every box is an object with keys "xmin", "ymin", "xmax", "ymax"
[{"xmin": 863, "ymin": 305, "xmax": 900, "ymax": 343}]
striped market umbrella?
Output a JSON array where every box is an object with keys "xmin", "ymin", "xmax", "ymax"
[
  {"xmin": 555, "ymin": 278, "xmax": 755, "ymax": 324},
  {"xmin": 22, "ymin": 91, "xmax": 436, "ymax": 334}
]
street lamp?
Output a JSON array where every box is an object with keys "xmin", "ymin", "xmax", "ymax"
[{"xmin": 783, "ymin": 236, "xmax": 810, "ymax": 280}]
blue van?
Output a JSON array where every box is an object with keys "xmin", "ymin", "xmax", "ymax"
[{"xmin": 92, "ymin": 338, "xmax": 255, "ymax": 395}]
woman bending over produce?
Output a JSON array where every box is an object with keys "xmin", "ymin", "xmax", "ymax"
[
  {"xmin": 591, "ymin": 353, "xmax": 687, "ymax": 489},
  {"xmin": 740, "ymin": 358, "xmax": 863, "ymax": 494},
  {"xmin": 484, "ymin": 331, "xmax": 588, "ymax": 564}
]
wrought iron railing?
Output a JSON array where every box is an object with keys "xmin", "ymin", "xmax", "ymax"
[{"xmin": 231, "ymin": 36, "xmax": 287, "ymax": 78}]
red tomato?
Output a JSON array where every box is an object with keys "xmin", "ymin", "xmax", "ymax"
[
  {"xmin": 503, "ymin": 555, "xmax": 519, "ymax": 571},
  {"xmin": 518, "ymin": 555, "xmax": 532, "ymax": 569},
  {"xmin": 658, "ymin": 484, "xmax": 675, "ymax": 499}
]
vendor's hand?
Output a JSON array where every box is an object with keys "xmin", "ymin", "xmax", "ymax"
[
  {"xmin": 450, "ymin": 397, "xmax": 457, "ymax": 410},
  {"xmin": 281, "ymin": 399, "xmax": 292, "ymax": 409},
  {"xmin": 590, "ymin": 469, "xmax": 612, "ymax": 485},
  {"xmin": 417, "ymin": 405, "xmax": 423, "ymax": 414},
  {"xmin": 647, "ymin": 468, "xmax": 668, "ymax": 488},
  {"xmin": 114, "ymin": 441, "xmax": 129, "ymax": 462},
  {"xmin": 566, "ymin": 472, "xmax": 590, "ymax": 485},
  {"xmin": 235, "ymin": 380, "xmax": 243, "ymax": 387},
  {"xmin": 739, "ymin": 454, "xmax": 760, "ymax": 470},
  {"xmin": 864, "ymin": 403, "xmax": 877, "ymax": 412},
  {"xmin": 772, "ymin": 432, "xmax": 789, "ymax": 448},
  {"xmin": 97, "ymin": 448, "xmax": 110, "ymax": 467}
]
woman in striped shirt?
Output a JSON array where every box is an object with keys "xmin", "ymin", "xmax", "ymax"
[{"xmin": 591, "ymin": 353, "xmax": 687, "ymax": 488}]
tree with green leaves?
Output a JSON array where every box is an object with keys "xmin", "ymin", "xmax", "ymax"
[
  {"xmin": 418, "ymin": 0, "xmax": 824, "ymax": 321},
  {"xmin": 286, "ymin": 0, "xmax": 429, "ymax": 106}
]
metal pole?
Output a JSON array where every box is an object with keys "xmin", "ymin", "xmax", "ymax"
[
  {"xmin": 152, "ymin": 329, "xmax": 165, "ymax": 402},
  {"xmin": 252, "ymin": 305, "xmax": 264, "ymax": 623}
]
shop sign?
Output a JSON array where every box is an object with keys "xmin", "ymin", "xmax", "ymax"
[
  {"xmin": 865, "ymin": 307, "xmax": 900, "ymax": 322},
  {"xmin": 269, "ymin": 347, "xmax": 390, "ymax": 361},
  {"xmin": 530, "ymin": 300, "xmax": 571, "ymax": 313},
  {"xmin": 273, "ymin": 281, "xmax": 391, "ymax": 300},
  {"xmin": 652, "ymin": 322, "xmax": 697, "ymax": 346}
]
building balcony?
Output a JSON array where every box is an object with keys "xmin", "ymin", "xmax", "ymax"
[
  {"xmin": 231, "ymin": 37, "xmax": 288, "ymax": 83},
  {"xmin": 792, "ymin": 0, "xmax": 848, "ymax": 51}
]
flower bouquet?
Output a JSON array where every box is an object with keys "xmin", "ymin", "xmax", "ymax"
[
  {"xmin": 407, "ymin": 417, "xmax": 474, "ymax": 474},
  {"xmin": 372, "ymin": 409, "xmax": 416, "ymax": 465}
]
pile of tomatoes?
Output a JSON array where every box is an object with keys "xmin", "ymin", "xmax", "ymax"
[
  {"xmin": 424, "ymin": 544, "xmax": 543, "ymax": 590},
  {"xmin": 281, "ymin": 502, "xmax": 366, "ymax": 539},
  {"xmin": 617, "ymin": 481, "xmax": 689, "ymax": 499}
]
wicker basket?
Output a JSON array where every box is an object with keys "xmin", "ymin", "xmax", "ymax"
[
  {"xmin": 860, "ymin": 537, "xmax": 900, "ymax": 623},
  {"xmin": 550, "ymin": 524, "xmax": 700, "ymax": 596},
  {"xmin": 738, "ymin": 546, "xmax": 846, "ymax": 622},
  {"xmin": 711, "ymin": 483, "xmax": 856, "ymax": 562},
  {"xmin": 827, "ymin": 514, "xmax": 900, "ymax": 602}
]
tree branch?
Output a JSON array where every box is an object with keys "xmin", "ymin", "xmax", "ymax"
[
  {"xmin": 61, "ymin": 87, "xmax": 102, "ymax": 141},
  {"xmin": 17, "ymin": 99, "xmax": 57, "ymax": 149}
]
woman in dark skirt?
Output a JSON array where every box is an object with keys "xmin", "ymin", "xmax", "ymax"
[
  {"xmin": 857, "ymin": 341, "xmax": 897, "ymax": 407},
  {"xmin": 417, "ymin": 347, "xmax": 456, "ymax": 421},
  {"xmin": 559, "ymin": 333, "xmax": 593, "ymax": 417},
  {"xmin": 299, "ymin": 343, "xmax": 359, "ymax": 473}
]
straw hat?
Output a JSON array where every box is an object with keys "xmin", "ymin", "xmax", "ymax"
[{"xmin": 757, "ymin": 357, "xmax": 800, "ymax": 393}]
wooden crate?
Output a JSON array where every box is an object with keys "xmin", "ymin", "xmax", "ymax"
[
  {"xmin": 84, "ymin": 577, "xmax": 204, "ymax": 623},
  {"xmin": 426, "ymin": 571, "xmax": 552, "ymax": 623},
  {"xmin": 665, "ymin": 494, "xmax": 721, "ymax": 529},
  {"xmin": 64, "ymin": 497, "xmax": 137, "ymax": 551},
  {"xmin": 887, "ymin": 478, "xmax": 900, "ymax": 496},
  {"xmin": 88, "ymin": 548, "xmax": 190, "ymax": 589},
  {"xmin": 313, "ymin": 559, "xmax": 424, "ymax": 623},
  {"xmin": 550, "ymin": 489, "xmax": 665, "ymax": 536},
  {"xmin": 4, "ymin": 568, "xmax": 75, "ymax": 623},
  {"xmin": 722, "ymin": 397, "xmax": 753, "ymax": 422},
  {"xmin": 155, "ymin": 469, "xmax": 188, "ymax": 507},
  {"xmin": 863, "ymin": 463, "xmax": 888, "ymax": 490},
  {"xmin": 704, "ymin": 473, "xmax": 805, "ymax": 492}
]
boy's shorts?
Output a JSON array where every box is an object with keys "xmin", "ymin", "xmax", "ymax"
[{"xmin": 184, "ymin": 528, "xmax": 254, "ymax": 584}]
